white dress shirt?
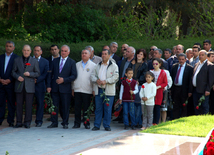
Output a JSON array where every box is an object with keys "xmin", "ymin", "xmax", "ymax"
[
  {"xmin": 98, "ymin": 60, "xmax": 109, "ymax": 88},
  {"xmin": 4, "ymin": 53, "xmax": 13, "ymax": 73},
  {"xmin": 59, "ymin": 56, "xmax": 68, "ymax": 69},
  {"xmin": 175, "ymin": 62, "xmax": 186, "ymax": 86},
  {"xmin": 192, "ymin": 59, "xmax": 207, "ymax": 87}
]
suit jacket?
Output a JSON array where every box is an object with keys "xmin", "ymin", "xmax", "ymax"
[
  {"xmin": 171, "ymin": 63, "xmax": 193, "ymax": 99},
  {"xmin": 112, "ymin": 54, "xmax": 121, "ymax": 63},
  {"xmin": 47, "ymin": 57, "xmax": 77, "ymax": 93},
  {"xmin": 0, "ymin": 53, "xmax": 18, "ymax": 89},
  {"xmin": 46, "ymin": 56, "xmax": 52, "ymax": 69},
  {"xmin": 191, "ymin": 60, "xmax": 214, "ymax": 94},
  {"xmin": 12, "ymin": 56, "xmax": 40, "ymax": 93},
  {"xmin": 35, "ymin": 57, "xmax": 49, "ymax": 92},
  {"xmin": 148, "ymin": 58, "xmax": 168, "ymax": 70}
]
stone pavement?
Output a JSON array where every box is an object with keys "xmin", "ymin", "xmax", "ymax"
[{"xmin": 0, "ymin": 115, "xmax": 205, "ymax": 155}]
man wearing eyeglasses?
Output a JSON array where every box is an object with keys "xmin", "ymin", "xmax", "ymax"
[{"xmin": 148, "ymin": 46, "xmax": 157, "ymax": 60}]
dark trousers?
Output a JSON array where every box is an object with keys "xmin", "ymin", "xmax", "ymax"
[
  {"xmin": 0, "ymin": 87, "xmax": 16, "ymax": 124},
  {"xmin": 51, "ymin": 92, "xmax": 71, "ymax": 126},
  {"xmin": 16, "ymin": 89, "xmax": 34, "ymax": 125},
  {"xmin": 193, "ymin": 87, "xmax": 209, "ymax": 115},
  {"xmin": 74, "ymin": 92, "xmax": 92, "ymax": 126},
  {"xmin": 153, "ymin": 105, "xmax": 160, "ymax": 124},
  {"xmin": 187, "ymin": 96, "xmax": 194, "ymax": 116},
  {"xmin": 209, "ymin": 89, "xmax": 214, "ymax": 115},
  {"xmin": 172, "ymin": 86, "xmax": 187, "ymax": 119},
  {"xmin": 34, "ymin": 89, "xmax": 45, "ymax": 124}
]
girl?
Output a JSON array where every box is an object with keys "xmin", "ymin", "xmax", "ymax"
[
  {"xmin": 150, "ymin": 58, "xmax": 168, "ymax": 125},
  {"xmin": 139, "ymin": 71, "xmax": 156, "ymax": 130}
]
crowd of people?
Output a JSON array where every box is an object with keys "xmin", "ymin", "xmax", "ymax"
[{"xmin": 0, "ymin": 39, "xmax": 213, "ymax": 131}]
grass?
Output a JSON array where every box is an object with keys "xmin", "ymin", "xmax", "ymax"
[{"xmin": 141, "ymin": 115, "xmax": 214, "ymax": 137}]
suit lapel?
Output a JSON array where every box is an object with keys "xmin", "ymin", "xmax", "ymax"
[
  {"xmin": 1, "ymin": 55, "xmax": 5, "ymax": 75},
  {"xmin": 60, "ymin": 58, "xmax": 69, "ymax": 73},
  {"xmin": 193, "ymin": 62, "xmax": 200, "ymax": 74}
]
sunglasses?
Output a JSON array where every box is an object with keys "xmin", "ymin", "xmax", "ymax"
[
  {"xmin": 150, "ymin": 49, "xmax": 154, "ymax": 51},
  {"xmin": 153, "ymin": 63, "xmax": 159, "ymax": 65}
]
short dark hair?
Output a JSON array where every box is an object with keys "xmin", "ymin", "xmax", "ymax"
[
  {"xmin": 145, "ymin": 71, "xmax": 155, "ymax": 82},
  {"xmin": 164, "ymin": 48, "xmax": 172, "ymax": 54},
  {"xmin": 192, "ymin": 46, "xmax": 200, "ymax": 52},
  {"xmin": 50, "ymin": 45, "xmax": 59, "ymax": 49},
  {"xmin": 6, "ymin": 41, "xmax": 15, "ymax": 47},
  {"xmin": 125, "ymin": 68, "xmax": 133, "ymax": 73},
  {"xmin": 178, "ymin": 53, "xmax": 187, "ymax": 59},
  {"xmin": 34, "ymin": 45, "xmax": 42, "ymax": 51},
  {"xmin": 102, "ymin": 49, "xmax": 110, "ymax": 55},
  {"xmin": 135, "ymin": 49, "xmax": 147, "ymax": 62},
  {"xmin": 203, "ymin": 39, "xmax": 211, "ymax": 44},
  {"xmin": 194, "ymin": 42, "xmax": 201, "ymax": 48},
  {"xmin": 207, "ymin": 51, "xmax": 214, "ymax": 57}
]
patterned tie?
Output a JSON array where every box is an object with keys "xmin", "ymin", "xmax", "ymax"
[
  {"xmin": 59, "ymin": 58, "xmax": 64, "ymax": 73},
  {"xmin": 175, "ymin": 65, "xmax": 182, "ymax": 84}
]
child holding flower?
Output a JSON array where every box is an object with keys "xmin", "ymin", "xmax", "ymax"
[
  {"xmin": 119, "ymin": 68, "xmax": 139, "ymax": 130},
  {"xmin": 139, "ymin": 71, "xmax": 156, "ymax": 130}
]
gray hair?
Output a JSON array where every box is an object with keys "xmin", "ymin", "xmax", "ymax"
[
  {"xmin": 110, "ymin": 42, "xmax": 118, "ymax": 47},
  {"xmin": 23, "ymin": 44, "xmax": 31, "ymax": 51},
  {"xmin": 199, "ymin": 50, "xmax": 208, "ymax": 55},
  {"xmin": 128, "ymin": 46, "xmax": 136, "ymax": 54},
  {"xmin": 82, "ymin": 49, "xmax": 90, "ymax": 54},
  {"xmin": 185, "ymin": 48, "xmax": 192, "ymax": 53},
  {"xmin": 6, "ymin": 41, "xmax": 15, "ymax": 47},
  {"xmin": 155, "ymin": 48, "xmax": 163, "ymax": 55},
  {"xmin": 61, "ymin": 45, "xmax": 70, "ymax": 51},
  {"xmin": 85, "ymin": 46, "xmax": 94, "ymax": 53},
  {"xmin": 177, "ymin": 44, "xmax": 184, "ymax": 51},
  {"xmin": 178, "ymin": 53, "xmax": 187, "ymax": 59}
]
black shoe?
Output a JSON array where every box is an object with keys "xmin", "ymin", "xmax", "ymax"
[
  {"xmin": 63, "ymin": 125, "xmax": 68, "ymax": 129},
  {"xmin": 84, "ymin": 124, "xmax": 90, "ymax": 129},
  {"xmin": 9, "ymin": 123, "xmax": 14, "ymax": 127},
  {"xmin": 72, "ymin": 124, "xmax": 80, "ymax": 129},
  {"xmin": 24, "ymin": 124, "xmax": 30, "ymax": 129},
  {"xmin": 131, "ymin": 126, "xmax": 136, "ymax": 130},
  {"xmin": 124, "ymin": 125, "xmax": 129, "ymax": 130},
  {"xmin": 113, "ymin": 117, "xmax": 122, "ymax": 121},
  {"xmin": 47, "ymin": 124, "xmax": 58, "ymax": 128},
  {"xmin": 0, "ymin": 122, "xmax": 2, "ymax": 125},
  {"xmin": 135, "ymin": 125, "xmax": 142, "ymax": 128},
  {"xmin": 105, "ymin": 127, "xmax": 111, "ymax": 131},
  {"xmin": 14, "ymin": 124, "xmax": 22, "ymax": 128},
  {"xmin": 92, "ymin": 126, "xmax": 100, "ymax": 131},
  {"xmin": 35, "ymin": 123, "xmax": 42, "ymax": 127}
]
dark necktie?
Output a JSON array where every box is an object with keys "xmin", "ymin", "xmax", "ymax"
[{"xmin": 175, "ymin": 65, "xmax": 182, "ymax": 84}]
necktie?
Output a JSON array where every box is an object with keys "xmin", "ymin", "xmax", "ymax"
[
  {"xmin": 59, "ymin": 59, "xmax": 64, "ymax": 73},
  {"xmin": 175, "ymin": 65, "xmax": 182, "ymax": 84}
]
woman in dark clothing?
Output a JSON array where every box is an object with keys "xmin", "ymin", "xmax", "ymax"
[{"xmin": 128, "ymin": 49, "xmax": 148, "ymax": 128}]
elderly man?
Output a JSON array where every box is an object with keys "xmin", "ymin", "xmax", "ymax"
[
  {"xmin": 47, "ymin": 45, "xmax": 77, "ymax": 129},
  {"xmin": 190, "ymin": 46, "xmax": 200, "ymax": 67},
  {"xmin": 185, "ymin": 48, "xmax": 193, "ymax": 62},
  {"xmin": 109, "ymin": 42, "xmax": 120, "ymax": 63},
  {"xmin": 85, "ymin": 45, "xmax": 102, "ymax": 64},
  {"xmin": 33, "ymin": 46, "xmax": 49, "ymax": 127},
  {"xmin": 0, "ymin": 41, "xmax": 18, "ymax": 127},
  {"xmin": 164, "ymin": 48, "xmax": 172, "ymax": 61},
  {"xmin": 120, "ymin": 44, "xmax": 129, "ymax": 59},
  {"xmin": 12, "ymin": 45, "xmax": 40, "ymax": 128},
  {"xmin": 171, "ymin": 53, "xmax": 193, "ymax": 119},
  {"xmin": 91, "ymin": 49, "xmax": 119, "ymax": 131},
  {"xmin": 148, "ymin": 45, "xmax": 158, "ymax": 60},
  {"xmin": 190, "ymin": 50, "xmax": 214, "ymax": 115},
  {"xmin": 203, "ymin": 39, "xmax": 212, "ymax": 52},
  {"xmin": 148, "ymin": 49, "xmax": 168, "ymax": 70},
  {"xmin": 72, "ymin": 49, "xmax": 96, "ymax": 129}
]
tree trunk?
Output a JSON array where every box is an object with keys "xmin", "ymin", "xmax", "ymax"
[{"xmin": 8, "ymin": 0, "xmax": 16, "ymax": 18}]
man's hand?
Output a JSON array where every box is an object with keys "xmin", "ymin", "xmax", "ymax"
[
  {"xmin": 96, "ymin": 79, "xmax": 102, "ymax": 85},
  {"xmin": 1, "ymin": 79, "xmax": 11, "ymax": 85},
  {"xmin": 205, "ymin": 91, "xmax": 210, "ymax": 96},
  {"xmin": 56, "ymin": 77, "xmax": 64, "ymax": 84},
  {"xmin": 92, "ymin": 91, "xmax": 95, "ymax": 97},
  {"xmin": 188, "ymin": 93, "xmax": 192, "ymax": 97},
  {"xmin": 18, "ymin": 76, "xmax": 24, "ymax": 82},
  {"xmin": 35, "ymin": 79, "xmax": 37, "ymax": 83},
  {"xmin": 24, "ymin": 72, "xmax": 30, "ymax": 76},
  {"xmin": 119, "ymin": 99, "xmax": 122, "ymax": 104},
  {"xmin": 47, "ymin": 88, "xmax": 51, "ymax": 93},
  {"xmin": 142, "ymin": 97, "xmax": 148, "ymax": 101},
  {"xmin": 130, "ymin": 90, "xmax": 134, "ymax": 95},
  {"xmin": 101, "ymin": 80, "xmax": 106, "ymax": 85}
]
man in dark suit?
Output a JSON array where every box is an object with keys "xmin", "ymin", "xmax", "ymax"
[
  {"xmin": 110, "ymin": 42, "xmax": 120, "ymax": 63},
  {"xmin": 33, "ymin": 46, "xmax": 49, "ymax": 127},
  {"xmin": 0, "ymin": 41, "xmax": 18, "ymax": 127},
  {"xmin": 12, "ymin": 45, "xmax": 40, "ymax": 128},
  {"xmin": 47, "ymin": 45, "xmax": 77, "ymax": 129},
  {"xmin": 171, "ymin": 53, "xmax": 193, "ymax": 119},
  {"xmin": 190, "ymin": 50, "xmax": 214, "ymax": 115}
]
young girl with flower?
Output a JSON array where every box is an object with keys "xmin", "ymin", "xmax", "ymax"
[{"xmin": 139, "ymin": 71, "xmax": 156, "ymax": 130}]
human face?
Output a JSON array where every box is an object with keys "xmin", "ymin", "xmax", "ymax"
[
  {"xmin": 164, "ymin": 51, "xmax": 171, "ymax": 60},
  {"xmin": 121, "ymin": 44, "xmax": 128, "ymax": 53},
  {"xmin": 126, "ymin": 47, "xmax": 134, "ymax": 59},
  {"xmin": 172, "ymin": 47, "xmax": 176, "ymax": 55},
  {"xmin": 102, "ymin": 50, "xmax": 110, "ymax": 62},
  {"xmin": 110, "ymin": 44, "xmax": 118, "ymax": 54},
  {"xmin": 203, "ymin": 43, "xmax": 212, "ymax": 51},
  {"xmin": 208, "ymin": 54, "xmax": 214, "ymax": 63},
  {"xmin": 178, "ymin": 56, "xmax": 186, "ymax": 65},
  {"xmin": 22, "ymin": 45, "xmax": 31, "ymax": 58},
  {"xmin": 153, "ymin": 50, "xmax": 161, "ymax": 58},
  {"xmin": 122, "ymin": 50, "xmax": 127, "ymax": 58},
  {"xmin": 61, "ymin": 46, "xmax": 70, "ymax": 59},
  {"xmin": 176, "ymin": 45, "xmax": 184, "ymax": 56},
  {"xmin": 50, "ymin": 46, "xmax": 60, "ymax": 57},
  {"xmin": 146, "ymin": 74, "xmax": 153, "ymax": 83},
  {"xmin": 192, "ymin": 48, "xmax": 199, "ymax": 58},
  {"xmin": 186, "ymin": 50, "xmax": 193, "ymax": 60},
  {"xmin": 103, "ymin": 46, "xmax": 110, "ymax": 51},
  {"xmin": 33, "ymin": 46, "xmax": 42, "ymax": 59},
  {"xmin": 125, "ymin": 70, "xmax": 133, "ymax": 80},
  {"xmin": 199, "ymin": 51, "xmax": 207, "ymax": 62},
  {"xmin": 137, "ymin": 52, "xmax": 144, "ymax": 61},
  {"xmin": 152, "ymin": 60, "xmax": 160, "ymax": 70},
  {"xmin": 81, "ymin": 50, "xmax": 90, "ymax": 62},
  {"xmin": 5, "ymin": 43, "xmax": 15, "ymax": 55}
]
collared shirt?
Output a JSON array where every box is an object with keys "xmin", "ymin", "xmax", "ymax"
[
  {"xmin": 175, "ymin": 62, "xmax": 186, "ymax": 86},
  {"xmin": 52, "ymin": 55, "xmax": 60, "ymax": 61},
  {"xmin": 190, "ymin": 56, "xmax": 199, "ymax": 67},
  {"xmin": 90, "ymin": 56, "xmax": 95, "ymax": 62},
  {"xmin": 98, "ymin": 60, "xmax": 109, "ymax": 88},
  {"xmin": 82, "ymin": 60, "xmax": 89, "ymax": 69},
  {"xmin": 4, "ymin": 52, "xmax": 13, "ymax": 73},
  {"xmin": 110, "ymin": 53, "xmax": 114, "ymax": 58},
  {"xmin": 59, "ymin": 56, "xmax": 68, "ymax": 69},
  {"xmin": 192, "ymin": 59, "xmax": 207, "ymax": 87},
  {"xmin": 33, "ymin": 55, "xmax": 41, "ymax": 62}
]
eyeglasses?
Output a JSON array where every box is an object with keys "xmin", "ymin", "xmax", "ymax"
[
  {"xmin": 153, "ymin": 63, "xmax": 159, "ymax": 65},
  {"xmin": 150, "ymin": 49, "xmax": 154, "ymax": 51}
]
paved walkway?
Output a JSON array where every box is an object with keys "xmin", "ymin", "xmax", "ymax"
[{"xmin": 0, "ymin": 115, "xmax": 205, "ymax": 155}]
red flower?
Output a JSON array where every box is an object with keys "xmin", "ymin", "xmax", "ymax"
[
  {"xmin": 25, "ymin": 63, "xmax": 31, "ymax": 66},
  {"xmin": 207, "ymin": 141, "xmax": 214, "ymax": 148},
  {"xmin": 207, "ymin": 147, "xmax": 214, "ymax": 155},
  {"xmin": 44, "ymin": 103, "xmax": 48, "ymax": 109},
  {"xmin": 86, "ymin": 118, "xmax": 89, "ymax": 122},
  {"xmin": 120, "ymin": 77, "xmax": 123, "ymax": 80},
  {"xmin": 84, "ymin": 121, "xmax": 87, "ymax": 124},
  {"xmin": 51, "ymin": 111, "xmax": 56, "ymax": 115},
  {"xmin": 106, "ymin": 103, "xmax": 109, "ymax": 106},
  {"xmin": 183, "ymin": 103, "xmax": 186, "ymax": 107},
  {"xmin": 196, "ymin": 106, "xmax": 199, "ymax": 110},
  {"xmin": 141, "ymin": 85, "xmax": 145, "ymax": 88}
]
